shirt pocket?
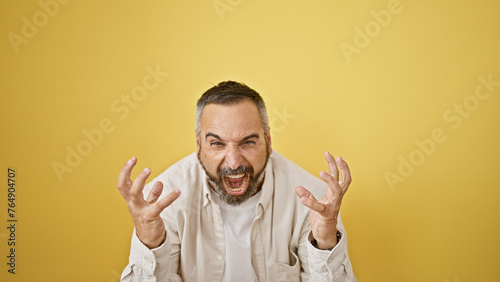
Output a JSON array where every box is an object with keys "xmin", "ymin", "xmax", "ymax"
[{"xmin": 273, "ymin": 250, "xmax": 301, "ymax": 282}]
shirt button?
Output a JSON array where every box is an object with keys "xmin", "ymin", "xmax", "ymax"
[
  {"xmin": 327, "ymin": 258, "xmax": 333, "ymax": 264},
  {"xmin": 215, "ymin": 215, "xmax": 221, "ymax": 222},
  {"xmin": 217, "ymin": 255, "xmax": 223, "ymax": 261}
]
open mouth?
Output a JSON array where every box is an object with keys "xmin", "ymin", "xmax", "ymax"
[{"xmin": 223, "ymin": 173, "xmax": 250, "ymax": 195}]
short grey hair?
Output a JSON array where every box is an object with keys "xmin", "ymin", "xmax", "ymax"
[{"xmin": 195, "ymin": 81, "xmax": 269, "ymax": 136}]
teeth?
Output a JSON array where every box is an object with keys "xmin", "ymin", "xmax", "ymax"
[
  {"xmin": 226, "ymin": 174, "xmax": 245, "ymax": 178},
  {"xmin": 225, "ymin": 175, "xmax": 247, "ymax": 192}
]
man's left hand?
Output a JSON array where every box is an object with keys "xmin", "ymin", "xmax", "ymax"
[{"xmin": 296, "ymin": 151, "xmax": 352, "ymax": 250}]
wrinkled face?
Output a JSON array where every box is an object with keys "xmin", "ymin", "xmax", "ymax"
[{"xmin": 196, "ymin": 100, "xmax": 272, "ymax": 205}]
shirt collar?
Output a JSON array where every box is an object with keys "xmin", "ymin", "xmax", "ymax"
[{"xmin": 257, "ymin": 156, "xmax": 274, "ymax": 214}]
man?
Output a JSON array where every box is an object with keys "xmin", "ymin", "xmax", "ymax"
[{"xmin": 117, "ymin": 81, "xmax": 356, "ymax": 281}]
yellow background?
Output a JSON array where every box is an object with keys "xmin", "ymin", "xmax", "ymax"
[{"xmin": 1, "ymin": 0, "xmax": 499, "ymax": 281}]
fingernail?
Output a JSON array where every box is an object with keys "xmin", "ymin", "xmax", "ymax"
[
  {"xmin": 143, "ymin": 167, "xmax": 150, "ymax": 173},
  {"xmin": 127, "ymin": 158, "xmax": 134, "ymax": 165}
]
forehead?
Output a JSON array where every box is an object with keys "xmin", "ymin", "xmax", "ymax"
[{"xmin": 200, "ymin": 100, "xmax": 263, "ymax": 138}]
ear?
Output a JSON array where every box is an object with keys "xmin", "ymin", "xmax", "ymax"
[
  {"xmin": 196, "ymin": 131, "xmax": 201, "ymax": 153},
  {"xmin": 266, "ymin": 129, "xmax": 272, "ymax": 154}
]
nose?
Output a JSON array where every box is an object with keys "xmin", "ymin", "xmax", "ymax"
[{"xmin": 224, "ymin": 145, "xmax": 244, "ymax": 170}]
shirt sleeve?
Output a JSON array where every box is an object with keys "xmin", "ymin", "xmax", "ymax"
[
  {"xmin": 305, "ymin": 215, "xmax": 357, "ymax": 282},
  {"xmin": 120, "ymin": 229, "xmax": 182, "ymax": 282}
]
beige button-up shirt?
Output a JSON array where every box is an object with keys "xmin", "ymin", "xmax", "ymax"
[{"xmin": 121, "ymin": 151, "xmax": 356, "ymax": 281}]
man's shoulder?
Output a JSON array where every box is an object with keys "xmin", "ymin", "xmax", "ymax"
[
  {"xmin": 270, "ymin": 151, "xmax": 308, "ymax": 173},
  {"xmin": 269, "ymin": 151, "xmax": 318, "ymax": 181},
  {"xmin": 148, "ymin": 152, "xmax": 202, "ymax": 189},
  {"xmin": 270, "ymin": 151, "xmax": 326, "ymax": 197},
  {"xmin": 164, "ymin": 152, "xmax": 200, "ymax": 173}
]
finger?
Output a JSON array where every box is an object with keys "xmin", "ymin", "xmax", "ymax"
[
  {"xmin": 150, "ymin": 189, "xmax": 181, "ymax": 215},
  {"xmin": 129, "ymin": 167, "xmax": 152, "ymax": 205},
  {"xmin": 320, "ymin": 170, "xmax": 342, "ymax": 200},
  {"xmin": 325, "ymin": 151, "xmax": 339, "ymax": 180},
  {"xmin": 300, "ymin": 194, "xmax": 326, "ymax": 213},
  {"xmin": 295, "ymin": 186, "xmax": 312, "ymax": 198},
  {"xmin": 117, "ymin": 157, "xmax": 137, "ymax": 193},
  {"xmin": 145, "ymin": 181, "xmax": 164, "ymax": 204},
  {"xmin": 296, "ymin": 186, "xmax": 326, "ymax": 213},
  {"xmin": 336, "ymin": 156, "xmax": 352, "ymax": 189}
]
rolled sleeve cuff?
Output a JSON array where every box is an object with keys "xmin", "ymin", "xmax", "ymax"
[
  {"xmin": 127, "ymin": 229, "xmax": 172, "ymax": 276},
  {"xmin": 306, "ymin": 230, "xmax": 351, "ymax": 279}
]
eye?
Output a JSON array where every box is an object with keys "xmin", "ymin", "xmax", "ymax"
[
  {"xmin": 242, "ymin": 140, "xmax": 256, "ymax": 146},
  {"xmin": 210, "ymin": 141, "xmax": 223, "ymax": 146}
]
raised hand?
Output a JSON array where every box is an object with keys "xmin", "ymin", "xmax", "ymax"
[
  {"xmin": 295, "ymin": 151, "xmax": 352, "ymax": 249},
  {"xmin": 116, "ymin": 157, "xmax": 180, "ymax": 249}
]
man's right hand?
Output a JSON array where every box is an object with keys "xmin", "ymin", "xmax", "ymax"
[{"xmin": 116, "ymin": 157, "xmax": 180, "ymax": 249}]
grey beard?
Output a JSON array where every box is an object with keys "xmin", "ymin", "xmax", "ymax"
[
  {"xmin": 197, "ymin": 152, "xmax": 269, "ymax": 206},
  {"xmin": 209, "ymin": 166, "xmax": 265, "ymax": 206}
]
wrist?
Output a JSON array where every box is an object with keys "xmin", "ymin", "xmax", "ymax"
[
  {"xmin": 137, "ymin": 229, "xmax": 166, "ymax": 249},
  {"xmin": 311, "ymin": 231, "xmax": 341, "ymax": 250}
]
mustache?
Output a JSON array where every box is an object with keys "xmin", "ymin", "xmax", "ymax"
[{"xmin": 217, "ymin": 166, "xmax": 254, "ymax": 178}]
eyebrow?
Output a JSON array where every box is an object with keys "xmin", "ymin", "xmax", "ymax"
[
  {"xmin": 205, "ymin": 132, "xmax": 223, "ymax": 141},
  {"xmin": 205, "ymin": 132, "xmax": 260, "ymax": 142},
  {"xmin": 241, "ymin": 134, "xmax": 260, "ymax": 142}
]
